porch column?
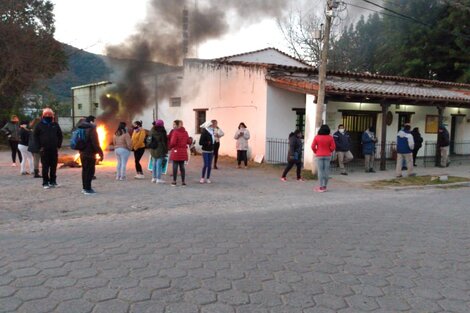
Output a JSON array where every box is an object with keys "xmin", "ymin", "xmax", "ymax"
[
  {"xmin": 303, "ymin": 94, "xmax": 318, "ymax": 172},
  {"xmin": 380, "ymin": 102, "xmax": 390, "ymax": 171},
  {"xmin": 435, "ymin": 105, "xmax": 444, "ymax": 167}
]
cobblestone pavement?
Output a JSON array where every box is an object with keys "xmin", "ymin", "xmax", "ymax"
[{"xmin": 1, "ymin": 152, "xmax": 470, "ymax": 312}]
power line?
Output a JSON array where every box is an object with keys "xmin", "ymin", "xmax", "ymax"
[{"xmin": 344, "ymin": 2, "xmax": 412, "ymax": 22}]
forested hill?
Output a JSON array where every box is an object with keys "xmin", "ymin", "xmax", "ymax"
[{"xmin": 43, "ymin": 44, "xmax": 173, "ymax": 103}]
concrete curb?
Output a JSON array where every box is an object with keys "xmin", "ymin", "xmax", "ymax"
[{"xmin": 382, "ymin": 181, "xmax": 470, "ymax": 191}]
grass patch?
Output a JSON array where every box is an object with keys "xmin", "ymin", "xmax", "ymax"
[{"xmin": 372, "ymin": 175, "xmax": 470, "ymax": 187}]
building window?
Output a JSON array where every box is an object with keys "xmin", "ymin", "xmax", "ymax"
[
  {"xmin": 292, "ymin": 109, "xmax": 306, "ymax": 135},
  {"xmin": 194, "ymin": 109, "xmax": 208, "ymax": 134},
  {"xmin": 77, "ymin": 103, "xmax": 82, "ymax": 110},
  {"xmin": 396, "ymin": 112, "xmax": 414, "ymax": 132},
  {"xmin": 170, "ymin": 97, "xmax": 181, "ymax": 107}
]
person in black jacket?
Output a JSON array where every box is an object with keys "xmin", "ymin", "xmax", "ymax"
[
  {"xmin": 18, "ymin": 120, "xmax": 34, "ymax": 175},
  {"xmin": 437, "ymin": 124, "xmax": 450, "ymax": 167},
  {"xmin": 333, "ymin": 124, "xmax": 353, "ymax": 175},
  {"xmin": 411, "ymin": 127, "xmax": 423, "ymax": 166},
  {"xmin": 77, "ymin": 116, "xmax": 103, "ymax": 195},
  {"xmin": 34, "ymin": 108, "xmax": 63, "ymax": 189},
  {"xmin": 199, "ymin": 121, "xmax": 215, "ymax": 183},
  {"xmin": 281, "ymin": 130, "xmax": 304, "ymax": 182}
]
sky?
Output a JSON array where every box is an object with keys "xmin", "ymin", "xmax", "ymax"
[{"xmin": 51, "ymin": 0, "xmax": 292, "ymax": 59}]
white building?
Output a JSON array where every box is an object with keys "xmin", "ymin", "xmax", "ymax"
[{"xmin": 153, "ymin": 48, "xmax": 470, "ymax": 170}]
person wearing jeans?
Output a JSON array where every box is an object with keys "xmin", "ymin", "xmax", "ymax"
[
  {"xmin": 311, "ymin": 124, "xmax": 336, "ymax": 192},
  {"xmin": 149, "ymin": 119, "xmax": 168, "ymax": 183},
  {"xmin": 169, "ymin": 120, "xmax": 190, "ymax": 186},
  {"xmin": 113, "ymin": 122, "xmax": 132, "ymax": 181},
  {"xmin": 199, "ymin": 121, "xmax": 214, "ymax": 183},
  {"xmin": 234, "ymin": 122, "xmax": 250, "ymax": 168}
]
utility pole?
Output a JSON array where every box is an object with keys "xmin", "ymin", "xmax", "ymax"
[{"xmin": 315, "ymin": 0, "xmax": 336, "ymax": 128}]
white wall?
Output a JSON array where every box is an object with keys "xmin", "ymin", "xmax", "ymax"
[
  {"xmin": 158, "ymin": 62, "xmax": 269, "ymax": 160},
  {"xmin": 266, "ymin": 86, "xmax": 306, "ymax": 139}
]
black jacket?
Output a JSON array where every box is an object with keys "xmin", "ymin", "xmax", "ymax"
[
  {"xmin": 333, "ymin": 131, "xmax": 352, "ymax": 152},
  {"xmin": 411, "ymin": 130, "xmax": 423, "ymax": 151},
  {"xmin": 199, "ymin": 128, "xmax": 214, "ymax": 152},
  {"xmin": 287, "ymin": 133, "xmax": 303, "ymax": 162},
  {"xmin": 77, "ymin": 121, "xmax": 103, "ymax": 159},
  {"xmin": 19, "ymin": 128, "xmax": 31, "ymax": 146},
  {"xmin": 437, "ymin": 127, "xmax": 450, "ymax": 147},
  {"xmin": 34, "ymin": 119, "xmax": 63, "ymax": 152}
]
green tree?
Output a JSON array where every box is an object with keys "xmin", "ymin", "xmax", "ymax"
[{"xmin": 0, "ymin": 0, "xmax": 67, "ymax": 119}]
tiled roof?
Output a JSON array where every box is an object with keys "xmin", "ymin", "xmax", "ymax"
[{"xmin": 266, "ymin": 75, "xmax": 470, "ymax": 104}]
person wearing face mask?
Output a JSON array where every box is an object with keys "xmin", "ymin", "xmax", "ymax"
[
  {"xmin": 361, "ymin": 126, "xmax": 377, "ymax": 173},
  {"xmin": 234, "ymin": 122, "xmax": 250, "ymax": 168},
  {"xmin": 333, "ymin": 124, "xmax": 353, "ymax": 175},
  {"xmin": 131, "ymin": 120, "xmax": 146, "ymax": 179},
  {"xmin": 1, "ymin": 115, "xmax": 22, "ymax": 167},
  {"xmin": 33, "ymin": 108, "xmax": 63, "ymax": 189}
]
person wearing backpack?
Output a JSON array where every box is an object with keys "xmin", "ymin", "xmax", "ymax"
[
  {"xmin": 34, "ymin": 108, "xmax": 63, "ymax": 189},
  {"xmin": 77, "ymin": 116, "xmax": 103, "ymax": 195},
  {"xmin": 149, "ymin": 119, "xmax": 168, "ymax": 183}
]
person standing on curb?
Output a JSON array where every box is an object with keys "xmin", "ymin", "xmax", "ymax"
[
  {"xmin": 333, "ymin": 124, "xmax": 353, "ymax": 175},
  {"xmin": 28, "ymin": 117, "xmax": 42, "ymax": 178},
  {"xmin": 77, "ymin": 116, "xmax": 103, "ymax": 195},
  {"xmin": 362, "ymin": 126, "xmax": 377, "ymax": 173},
  {"xmin": 169, "ymin": 120, "xmax": 190, "ymax": 186},
  {"xmin": 1, "ymin": 115, "xmax": 22, "ymax": 167},
  {"xmin": 312, "ymin": 125, "xmax": 335, "ymax": 192},
  {"xmin": 199, "ymin": 121, "xmax": 215, "ymax": 184},
  {"xmin": 131, "ymin": 120, "xmax": 146, "ymax": 179},
  {"xmin": 234, "ymin": 122, "xmax": 250, "ymax": 168},
  {"xmin": 411, "ymin": 127, "xmax": 423, "ymax": 166},
  {"xmin": 437, "ymin": 124, "xmax": 450, "ymax": 168},
  {"xmin": 281, "ymin": 129, "xmax": 304, "ymax": 182},
  {"xmin": 396, "ymin": 124, "xmax": 415, "ymax": 178},
  {"xmin": 149, "ymin": 119, "xmax": 168, "ymax": 184},
  {"xmin": 212, "ymin": 119, "xmax": 224, "ymax": 169},
  {"xmin": 34, "ymin": 108, "xmax": 63, "ymax": 189}
]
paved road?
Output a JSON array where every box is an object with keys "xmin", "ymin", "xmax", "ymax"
[{"xmin": 1, "ymin": 153, "xmax": 470, "ymax": 312}]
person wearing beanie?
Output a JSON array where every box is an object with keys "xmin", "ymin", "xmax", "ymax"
[
  {"xmin": 34, "ymin": 108, "xmax": 63, "ymax": 189},
  {"xmin": 1, "ymin": 115, "xmax": 22, "ymax": 166},
  {"xmin": 131, "ymin": 120, "xmax": 146, "ymax": 179},
  {"xmin": 149, "ymin": 119, "xmax": 168, "ymax": 183},
  {"xmin": 18, "ymin": 120, "xmax": 34, "ymax": 175}
]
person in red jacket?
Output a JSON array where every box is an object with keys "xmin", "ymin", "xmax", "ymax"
[
  {"xmin": 169, "ymin": 120, "xmax": 190, "ymax": 186},
  {"xmin": 311, "ymin": 124, "xmax": 336, "ymax": 192}
]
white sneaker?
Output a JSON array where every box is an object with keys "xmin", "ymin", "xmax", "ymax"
[
  {"xmin": 206, "ymin": 179, "xmax": 211, "ymax": 184},
  {"xmin": 135, "ymin": 174, "xmax": 145, "ymax": 179},
  {"xmin": 157, "ymin": 179, "xmax": 165, "ymax": 184},
  {"xmin": 199, "ymin": 178, "xmax": 205, "ymax": 184},
  {"xmin": 151, "ymin": 178, "xmax": 156, "ymax": 183}
]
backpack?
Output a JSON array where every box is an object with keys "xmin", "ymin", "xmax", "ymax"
[
  {"xmin": 146, "ymin": 134, "xmax": 158, "ymax": 149},
  {"xmin": 70, "ymin": 128, "xmax": 87, "ymax": 150}
]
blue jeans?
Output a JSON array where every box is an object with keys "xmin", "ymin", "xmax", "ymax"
[
  {"xmin": 115, "ymin": 148, "xmax": 130, "ymax": 179},
  {"xmin": 316, "ymin": 156, "xmax": 331, "ymax": 187},
  {"xmin": 202, "ymin": 152, "xmax": 213, "ymax": 179},
  {"xmin": 152, "ymin": 157, "xmax": 163, "ymax": 179}
]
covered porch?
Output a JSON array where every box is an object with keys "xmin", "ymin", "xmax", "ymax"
[{"xmin": 265, "ymin": 66, "xmax": 470, "ymax": 171}]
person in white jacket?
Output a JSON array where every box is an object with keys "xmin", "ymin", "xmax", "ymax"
[
  {"xmin": 211, "ymin": 119, "xmax": 224, "ymax": 169},
  {"xmin": 234, "ymin": 122, "xmax": 250, "ymax": 168}
]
